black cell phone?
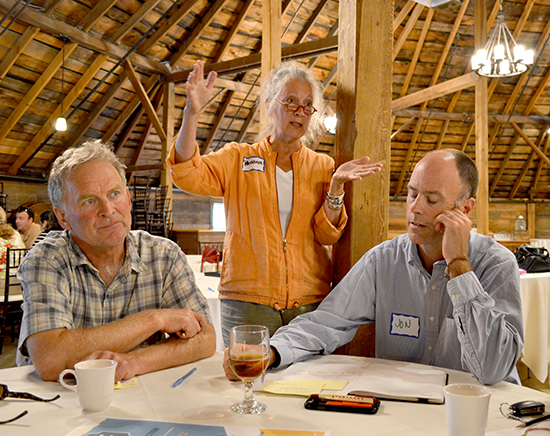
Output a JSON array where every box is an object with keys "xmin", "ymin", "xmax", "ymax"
[
  {"xmin": 510, "ymin": 400, "xmax": 545, "ymax": 417},
  {"xmin": 304, "ymin": 394, "xmax": 380, "ymax": 415}
]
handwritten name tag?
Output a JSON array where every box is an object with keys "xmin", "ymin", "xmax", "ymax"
[
  {"xmin": 390, "ymin": 313, "xmax": 420, "ymax": 338},
  {"xmin": 242, "ymin": 156, "xmax": 265, "ymax": 172}
]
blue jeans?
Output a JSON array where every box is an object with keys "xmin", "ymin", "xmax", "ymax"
[{"xmin": 220, "ymin": 299, "xmax": 321, "ymax": 347}]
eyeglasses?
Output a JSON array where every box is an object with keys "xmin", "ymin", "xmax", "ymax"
[
  {"xmin": 276, "ymin": 99, "xmax": 317, "ymax": 115},
  {"xmin": 0, "ymin": 384, "xmax": 60, "ymax": 425}
]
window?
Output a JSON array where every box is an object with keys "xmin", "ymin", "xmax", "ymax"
[{"xmin": 212, "ymin": 202, "xmax": 226, "ymax": 231}]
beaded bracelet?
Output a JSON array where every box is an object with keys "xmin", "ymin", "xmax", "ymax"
[{"xmin": 325, "ymin": 191, "xmax": 345, "ymax": 210}]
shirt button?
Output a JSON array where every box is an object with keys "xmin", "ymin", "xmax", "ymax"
[
  {"xmin": 428, "ymin": 346, "xmax": 433, "ymax": 351},
  {"xmin": 451, "ymin": 294, "xmax": 457, "ymax": 300},
  {"xmin": 430, "ymin": 316, "xmax": 434, "ymax": 322},
  {"xmin": 431, "ymin": 285, "xmax": 436, "ymax": 290}
]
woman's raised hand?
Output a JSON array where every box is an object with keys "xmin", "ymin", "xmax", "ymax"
[{"xmin": 185, "ymin": 60, "xmax": 217, "ymax": 116}]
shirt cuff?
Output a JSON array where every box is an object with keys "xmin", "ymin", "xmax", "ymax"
[{"xmin": 446, "ymin": 270, "xmax": 484, "ymax": 306}]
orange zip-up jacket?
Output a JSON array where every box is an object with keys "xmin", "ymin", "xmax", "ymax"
[{"xmin": 167, "ymin": 137, "xmax": 347, "ymax": 309}]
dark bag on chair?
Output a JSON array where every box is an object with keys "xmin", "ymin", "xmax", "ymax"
[{"xmin": 515, "ymin": 245, "xmax": 550, "ymax": 273}]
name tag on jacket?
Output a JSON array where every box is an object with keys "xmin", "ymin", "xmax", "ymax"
[{"xmin": 242, "ymin": 156, "xmax": 265, "ymax": 172}]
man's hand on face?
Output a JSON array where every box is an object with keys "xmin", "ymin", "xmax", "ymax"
[{"xmin": 433, "ymin": 208, "xmax": 472, "ymax": 263}]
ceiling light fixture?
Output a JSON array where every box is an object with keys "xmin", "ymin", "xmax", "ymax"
[
  {"xmin": 324, "ymin": 114, "xmax": 337, "ymax": 134},
  {"xmin": 55, "ymin": 39, "xmax": 67, "ymax": 132},
  {"xmin": 472, "ymin": 1, "xmax": 533, "ymax": 78}
]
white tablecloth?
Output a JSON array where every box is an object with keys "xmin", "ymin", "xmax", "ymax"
[
  {"xmin": 519, "ymin": 271, "xmax": 550, "ymax": 382},
  {"xmin": 194, "ymin": 272, "xmax": 223, "ymax": 352},
  {"xmin": 1, "ymin": 353, "xmax": 549, "ymax": 436}
]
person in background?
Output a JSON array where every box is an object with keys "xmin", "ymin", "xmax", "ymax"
[
  {"xmin": 168, "ymin": 60, "xmax": 383, "ymax": 345},
  {"xmin": 17, "ymin": 139, "xmax": 216, "ymax": 382},
  {"xmin": 31, "ymin": 210, "xmax": 63, "ymax": 247},
  {"xmin": 15, "ymin": 206, "xmax": 41, "ymax": 248},
  {"xmin": 223, "ymin": 149, "xmax": 524, "ymax": 386},
  {"xmin": 0, "ymin": 206, "xmax": 25, "ymax": 279}
]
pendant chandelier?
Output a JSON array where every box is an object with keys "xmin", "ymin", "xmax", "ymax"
[{"xmin": 472, "ymin": 2, "xmax": 533, "ymax": 78}]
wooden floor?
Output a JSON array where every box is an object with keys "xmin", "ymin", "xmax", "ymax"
[{"xmin": 0, "ymin": 335, "xmax": 549, "ymax": 393}]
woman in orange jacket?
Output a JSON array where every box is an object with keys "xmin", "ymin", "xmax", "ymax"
[{"xmin": 168, "ymin": 60, "xmax": 382, "ymax": 345}]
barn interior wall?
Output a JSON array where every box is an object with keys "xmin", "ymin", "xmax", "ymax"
[{"xmin": 4, "ymin": 178, "xmax": 550, "ymax": 240}]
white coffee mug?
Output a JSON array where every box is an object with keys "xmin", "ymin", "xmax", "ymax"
[
  {"xmin": 59, "ymin": 359, "xmax": 117, "ymax": 412},
  {"xmin": 444, "ymin": 383, "xmax": 492, "ymax": 436}
]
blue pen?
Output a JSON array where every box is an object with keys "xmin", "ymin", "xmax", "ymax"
[
  {"xmin": 208, "ymin": 287, "xmax": 216, "ymax": 293},
  {"xmin": 172, "ymin": 367, "xmax": 197, "ymax": 388}
]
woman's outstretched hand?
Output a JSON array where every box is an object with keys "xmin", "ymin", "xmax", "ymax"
[{"xmin": 332, "ymin": 156, "xmax": 383, "ymax": 186}]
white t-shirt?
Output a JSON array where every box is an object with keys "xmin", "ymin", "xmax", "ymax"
[{"xmin": 276, "ymin": 166, "xmax": 294, "ymax": 238}]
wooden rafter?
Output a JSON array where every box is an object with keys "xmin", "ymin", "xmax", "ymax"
[
  {"xmin": 392, "ymin": 72, "xmax": 479, "ymax": 112},
  {"xmin": 212, "ymin": 0, "xmax": 255, "ymax": 63},
  {"xmin": 393, "ymin": 3, "xmax": 423, "ymax": 61},
  {"xmin": 509, "ymin": 130, "xmax": 546, "ymax": 199},
  {"xmin": 0, "ymin": 0, "xmax": 170, "ymax": 74},
  {"xmin": 124, "ymin": 61, "xmax": 166, "ymax": 143},
  {"xmin": 7, "ymin": 54, "xmax": 109, "ymax": 174},
  {"xmin": 510, "ymin": 122, "xmax": 550, "ymax": 168},
  {"xmin": 395, "ymin": 118, "xmax": 422, "ymax": 195}
]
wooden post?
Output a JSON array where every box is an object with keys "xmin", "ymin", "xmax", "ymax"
[
  {"xmin": 475, "ymin": 0, "xmax": 489, "ymax": 235},
  {"xmin": 333, "ymin": 0, "xmax": 393, "ymax": 357},
  {"xmin": 260, "ymin": 0, "xmax": 281, "ymax": 130},
  {"xmin": 162, "ymin": 82, "xmax": 175, "ymax": 192}
]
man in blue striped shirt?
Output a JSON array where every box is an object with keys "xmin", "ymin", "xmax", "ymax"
[{"xmin": 224, "ymin": 148, "xmax": 524, "ymax": 385}]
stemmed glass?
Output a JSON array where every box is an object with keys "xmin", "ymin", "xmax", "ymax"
[{"xmin": 228, "ymin": 325, "xmax": 270, "ymax": 414}]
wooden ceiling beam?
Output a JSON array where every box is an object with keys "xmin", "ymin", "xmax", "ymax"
[
  {"xmin": 201, "ymin": 90, "xmax": 235, "ymax": 154},
  {"xmin": 0, "ymin": 42, "xmax": 77, "ymax": 145},
  {"xmin": 123, "ymin": 61, "xmax": 167, "ymax": 143},
  {"xmin": 103, "ymin": 74, "xmax": 160, "ymax": 143},
  {"xmin": 115, "ymin": 83, "xmax": 162, "ymax": 154},
  {"xmin": 109, "ymin": 0, "xmax": 163, "ymax": 43},
  {"xmin": 212, "ymin": 0, "xmax": 255, "ymax": 63},
  {"xmin": 510, "ymin": 122, "xmax": 550, "ymax": 168},
  {"xmin": 0, "ymin": 0, "xmax": 170, "ymax": 74},
  {"xmin": 295, "ymin": 0, "xmax": 329, "ymax": 44},
  {"xmin": 399, "ymin": 8, "xmax": 433, "ymax": 98},
  {"xmin": 532, "ymin": 134, "xmax": 550, "ymax": 194},
  {"xmin": 489, "ymin": 134, "xmax": 520, "ymax": 197},
  {"xmin": 392, "ymin": 72, "xmax": 479, "ymax": 112},
  {"xmin": 393, "ymin": 3, "xmax": 423, "ymax": 61},
  {"xmin": 163, "ymin": 36, "xmax": 339, "ymax": 83},
  {"xmin": 395, "ymin": 118, "xmax": 422, "ymax": 196},
  {"xmin": 393, "ymin": 1, "xmax": 416, "ymax": 32},
  {"xmin": 136, "ymin": 0, "xmax": 200, "ymax": 55},
  {"xmin": 0, "ymin": 27, "xmax": 39, "ymax": 81},
  {"xmin": 7, "ymin": 54, "xmax": 109, "ymax": 175},
  {"xmin": 62, "ymin": 73, "xmax": 131, "ymax": 151},
  {"xmin": 419, "ymin": 0, "xmax": 469, "ymax": 111},
  {"xmin": 393, "ymin": 109, "xmax": 550, "ymax": 124},
  {"xmin": 508, "ymin": 129, "xmax": 545, "ymax": 199},
  {"xmin": 169, "ymin": 0, "xmax": 228, "ymax": 65}
]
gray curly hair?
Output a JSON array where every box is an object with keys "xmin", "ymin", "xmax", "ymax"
[
  {"xmin": 48, "ymin": 139, "xmax": 127, "ymax": 209},
  {"xmin": 258, "ymin": 60, "xmax": 324, "ymax": 147}
]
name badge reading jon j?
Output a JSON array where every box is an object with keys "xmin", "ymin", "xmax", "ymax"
[
  {"xmin": 390, "ymin": 313, "xmax": 420, "ymax": 338},
  {"xmin": 242, "ymin": 156, "xmax": 265, "ymax": 172}
]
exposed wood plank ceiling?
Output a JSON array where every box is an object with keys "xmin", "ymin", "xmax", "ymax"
[{"xmin": 1, "ymin": 0, "xmax": 550, "ymax": 201}]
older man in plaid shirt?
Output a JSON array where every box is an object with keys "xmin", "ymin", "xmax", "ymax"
[{"xmin": 17, "ymin": 140, "xmax": 215, "ymax": 382}]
